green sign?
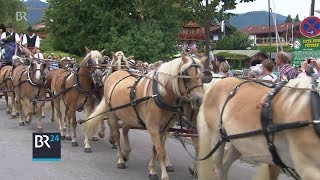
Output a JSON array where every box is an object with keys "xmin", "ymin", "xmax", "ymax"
[{"xmin": 292, "ymin": 37, "xmax": 320, "ymax": 67}]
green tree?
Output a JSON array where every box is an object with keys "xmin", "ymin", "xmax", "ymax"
[
  {"xmin": 294, "ymin": 14, "xmax": 300, "ymax": 22},
  {"xmin": 0, "ymin": 0, "xmax": 28, "ymax": 33},
  {"xmin": 216, "ymin": 31, "xmax": 251, "ymax": 50},
  {"xmin": 285, "ymin": 15, "xmax": 293, "ymax": 23},
  {"xmin": 45, "ymin": 0, "xmax": 191, "ymax": 61}
]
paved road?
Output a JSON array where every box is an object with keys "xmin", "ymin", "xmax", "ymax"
[{"xmin": 0, "ymin": 99, "xmax": 292, "ymax": 180}]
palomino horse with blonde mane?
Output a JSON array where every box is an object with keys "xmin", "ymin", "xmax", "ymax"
[
  {"xmin": 50, "ymin": 48, "xmax": 104, "ymax": 145},
  {"xmin": 83, "ymin": 52, "xmax": 206, "ymax": 180},
  {"xmin": 12, "ymin": 59, "xmax": 48, "ymax": 131},
  {"xmin": 197, "ymin": 77, "xmax": 320, "ymax": 180}
]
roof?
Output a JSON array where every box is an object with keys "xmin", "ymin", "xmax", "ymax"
[
  {"xmin": 213, "ymin": 50, "xmax": 268, "ymax": 58},
  {"xmin": 33, "ymin": 22, "xmax": 45, "ymax": 31},
  {"xmin": 240, "ymin": 22, "xmax": 300, "ymax": 35}
]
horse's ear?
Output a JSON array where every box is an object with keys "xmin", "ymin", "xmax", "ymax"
[
  {"xmin": 100, "ymin": 49, "xmax": 105, "ymax": 55},
  {"xmin": 85, "ymin": 46, "xmax": 91, "ymax": 54},
  {"xmin": 200, "ymin": 56, "xmax": 208, "ymax": 65},
  {"xmin": 181, "ymin": 51, "xmax": 189, "ymax": 63}
]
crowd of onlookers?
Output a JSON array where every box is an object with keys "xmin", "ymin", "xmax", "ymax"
[{"xmin": 207, "ymin": 50, "xmax": 320, "ymax": 86}]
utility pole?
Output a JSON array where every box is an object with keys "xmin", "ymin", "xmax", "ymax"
[
  {"xmin": 268, "ymin": 0, "xmax": 271, "ymax": 58},
  {"xmin": 311, "ymin": 0, "xmax": 315, "ymax": 16},
  {"xmin": 204, "ymin": 0, "xmax": 210, "ymax": 71}
]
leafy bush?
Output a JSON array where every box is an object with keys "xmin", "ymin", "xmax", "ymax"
[{"xmin": 216, "ymin": 31, "xmax": 251, "ymax": 50}]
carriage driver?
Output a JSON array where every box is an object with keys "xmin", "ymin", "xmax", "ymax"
[
  {"xmin": 0, "ymin": 23, "xmax": 21, "ymax": 66},
  {"xmin": 22, "ymin": 27, "xmax": 41, "ymax": 56}
]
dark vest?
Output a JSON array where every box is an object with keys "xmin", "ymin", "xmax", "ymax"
[
  {"xmin": 5, "ymin": 32, "xmax": 16, "ymax": 43},
  {"xmin": 26, "ymin": 34, "xmax": 37, "ymax": 48}
]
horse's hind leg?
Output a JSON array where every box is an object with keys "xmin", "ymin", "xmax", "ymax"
[
  {"xmin": 109, "ymin": 114, "xmax": 126, "ymax": 169},
  {"xmin": 148, "ymin": 145, "xmax": 158, "ymax": 179},
  {"xmin": 21, "ymin": 99, "xmax": 33, "ymax": 124},
  {"xmin": 107, "ymin": 120, "xmax": 117, "ymax": 149},
  {"xmin": 122, "ymin": 124, "xmax": 131, "ymax": 161},
  {"xmin": 222, "ymin": 143, "xmax": 241, "ymax": 179},
  {"xmin": 16, "ymin": 97, "xmax": 25, "ymax": 126},
  {"xmin": 161, "ymin": 133, "xmax": 174, "ymax": 172},
  {"xmin": 253, "ymin": 164, "xmax": 280, "ymax": 180}
]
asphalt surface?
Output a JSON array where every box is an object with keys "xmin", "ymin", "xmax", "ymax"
[{"xmin": 0, "ymin": 99, "xmax": 292, "ymax": 180}]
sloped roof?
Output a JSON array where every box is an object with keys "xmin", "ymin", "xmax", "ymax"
[
  {"xmin": 213, "ymin": 50, "xmax": 268, "ymax": 58},
  {"xmin": 240, "ymin": 22, "xmax": 300, "ymax": 35}
]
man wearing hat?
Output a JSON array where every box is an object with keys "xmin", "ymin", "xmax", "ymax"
[
  {"xmin": 0, "ymin": 23, "xmax": 21, "ymax": 66},
  {"xmin": 22, "ymin": 27, "xmax": 40, "ymax": 54}
]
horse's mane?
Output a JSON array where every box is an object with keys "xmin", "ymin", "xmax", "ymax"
[
  {"xmin": 82, "ymin": 50, "xmax": 102, "ymax": 65},
  {"xmin": 156, "ymin": 56, "xmax": 203, "ymax": 97},
  {"xmin": 111, "ymin": 51, "xmax": 129, "ymax": 70}
]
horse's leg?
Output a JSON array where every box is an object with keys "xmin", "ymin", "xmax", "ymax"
[
  {"xmin": 69, "ymin": 109, "xmax": 78, "ymax": 147},
  {"xmin": 197, "ymin": 116, "xmax": 224, "ymax": 180},
  {"xmin": 9, "ymin": 91, "xmax": 17, "ymax": 118},
  {"xmin": 54, "ymin": 98, "xmax": 66, "ymax": 139},
  {"xmin": 36, "ymin": 102, "xmax": 44, "ymax": 132},
  {"xmin": 253, "ymin": 164, "xmax": 280, "ymax": 180},
  {"xmin": 64, "ymin": 108, "xmax": 72, "ymax": 141},
  {"xmin": 21, "ymin": 99, "xmax": 33, "ymax": 124},
  {"xmin": 16, "ymin": 97, "xmax": 24, "ymax": 126},
  {"xmin": 109, "ymin": 114, "xmax": 126, "ymax": 169},
  {"xmin": 161, "ymin": 133, "xmax": 174, "ymax": 172},
  {"xmin": 122, "ymin": 124, "xmax": 131, "ymax": 161},
  {"xmin": 148, "ymin": 128, "xmax": 169, "ymax": 180},
  {"xmin": 188, "ymin": 136, "xmax": 200, "ymax": 176},
  {"xmin": 50, "ymin": 100, "xmax": 55, "ymax": 122},
  {"xmin": 98, "ymin": 118, "xmax": 106, "ymax": 138},
  {"xmin": 4, "ymin": 92, "xmax": 10, "ymax": 114},
  {"xmin": 107, "ymin": 120, "xmax": 117, "ymax": 149},
  {"xmin": 222, "ymin": 144, "xmax": 241, "ymax": 179},
  {"xmin": 83, "ymin": 99, "xmax": 99, "ymax": 141},
  {"xmin": 148, "ymin": 146, "xmax": 158, "ymax": 179}
]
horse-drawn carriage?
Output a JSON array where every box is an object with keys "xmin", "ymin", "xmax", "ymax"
[{"xmin": 0, "ymin": 47, "xmax": 319, "ymax": 180}]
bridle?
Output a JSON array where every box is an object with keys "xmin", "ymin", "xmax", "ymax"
[{"xmin": 178, "ymin": 58, "xmax": 203, "ymax": 101}]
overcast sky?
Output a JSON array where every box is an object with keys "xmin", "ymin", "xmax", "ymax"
[
  {"xmin": 39, "ymin": 0, "xmax": 319, "ymax": 19},
  {"xmin": 229, "ymin": 0, "xmax": 320, "ymax": 19}
]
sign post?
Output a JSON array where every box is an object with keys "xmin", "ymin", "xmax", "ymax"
[{"xmin": 292, "ymin": 17, "xmax": 320, "ymax": 67}]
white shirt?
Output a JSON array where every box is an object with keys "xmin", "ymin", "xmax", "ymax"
[
  {"xmin": 22, "ymin": 33, "xmax": 40, "ymax": 48},
  {"xmin": 1, "ymin": 32, "xmax": 21, "ymax": 42},
  {"xmin": 260, "ymin": 73, "xmax": 277, "ymax": 86}
]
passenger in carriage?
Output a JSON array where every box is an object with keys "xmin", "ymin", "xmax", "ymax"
[
  {"xmin": 247, "ymin": 66, "xmax": 262, "ymax": 79},
  {"xmin": 0, "ymin": 23, "xmax": 21, "ymax": 66},
  {"xmin": 259, "ymin": 59, "xmax": 277, "ymax": 86},
  {"xmin": 128, "ymin": 59, "xmax": 140, "ymax": 74},
  {"xmin": 275, "ymin": 51, "xmax": 298, "ymax": 81},
  {"xmin": 211, "ymin": 55, "xmax": 233, "ymax": 77}
]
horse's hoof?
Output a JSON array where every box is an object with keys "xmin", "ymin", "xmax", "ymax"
[
  {"xmin": 19, "ymin": 122, "xmax": 25, "ymax": 126},
  {"xmin": 111, "ymin": 144, "xmax": 117, "ymax": 149},
  {"xmin": 66, "ymin": 136, "xmax": 72, "ymax": 141},
  {"xmin": 123, "ymin": 156, "xmax": 129, "ymax": 162},
  {"xmin": 71, "ymin": 142, "xmax": 78, "ymax": 147},
  {"xmin": 91, "ymin": 137, "xmax": 99, "ymax": 141},
  {"xmin": 51, "ymin": 118, "xmax": 55, "ymax": 122},
  {"xmin": 37, "ymin": 128, "xmax": 43, "ymax": 132},
  {"xmin": 117, "ymin": 163, "xmax": 126, "ymax": 169},
  {"xmin": 148, "ymin": 174, "xmax": 158, "ymax": 180},
  {"xmin": 11, "ymin": 114, "xmax": 17, "ymax": 118},
  {"xmin": 61, "ymin": 136, "xmax": 66, "ymax": 140},
  {"xmin": 166, "ymin": 166, "xmax": 174, "ymax": 172},
  {"xmin": 25, "ymin": 117, "xmax": 31, "ymax": 124},
  {"xmin": 84, "ymin": 148, "xmax": 92, "ymax": 153},
  {"xmin": 98, "ymin": 132, "xmax": 105, "ymax": 138},
  {"xmin": 6, "ymin": 110, "xmax": 11, "ymax": 114}
]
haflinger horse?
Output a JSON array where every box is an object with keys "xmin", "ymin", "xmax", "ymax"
[
  {"xmin": 50, "ymin": 47, "xmax": 104, "ymax": 146},
  {"xmin": 12, "ymin": 58, "xmax": 48, "ymax": 131},
  {"xmin": 197, "ymin": 76, "xmax": 320, "ymax": 180},
  {"xmin": 83, "ymin": 52, "xmax": 206, "ymax": 180},
  {"xmin": 0, "ymin": 57, "xmax": 25, "ymax": 117}
]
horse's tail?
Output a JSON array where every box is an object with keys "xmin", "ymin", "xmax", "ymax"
[{"xmin": 84, "ymin": 97, "xmax": 107, "ymax": 138}]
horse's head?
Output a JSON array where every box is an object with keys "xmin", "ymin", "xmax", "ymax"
[
  {"xmin": 157, "ymin": 52, "xmax": 206, "ymax": 109},
  {"xmin": 29, "ymin": 59, "xmax": 47, "ymax": 81},
  {"xmin": 83, "ymin": 47, "xmax": 105, "ymax": 86}
]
